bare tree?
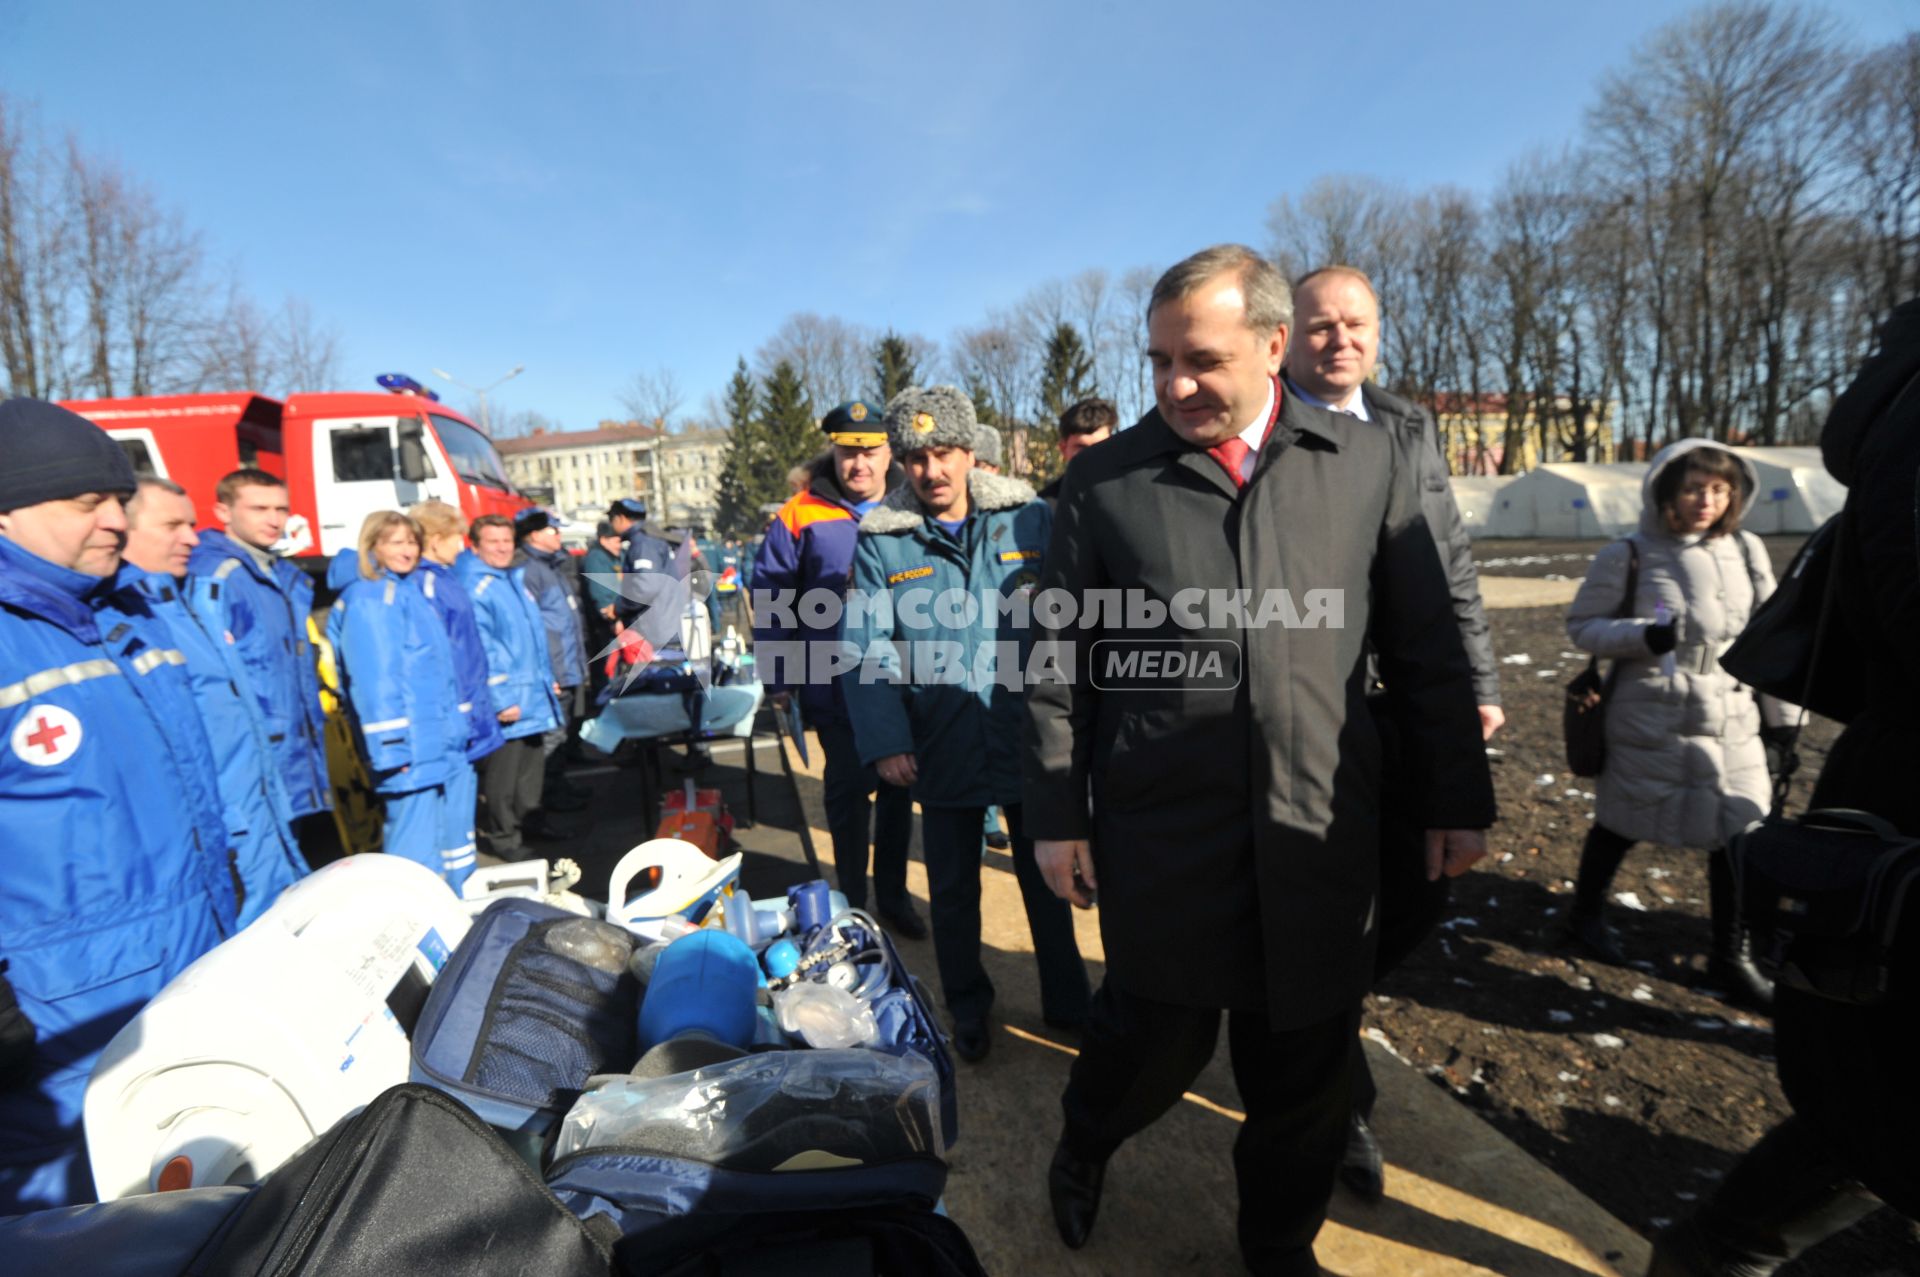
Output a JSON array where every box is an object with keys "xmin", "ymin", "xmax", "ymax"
[
  {"xmin": 1590, "ymin": 1, "xmax": 1843, "ymax": 442},
  {"xmin": 618, "ymin": 365, "xmax": 686, "ymax": 430},
  {"xmin": 755, "ymin": 312, "xmax": 869, "ymax": 411},
  {"xmin": 273, "ymin": 298, "xmax": 341, "ymax": 392}
]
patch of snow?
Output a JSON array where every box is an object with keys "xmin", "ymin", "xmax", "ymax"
[
  {"xmin": 1362, "ymin": 1027, "xmax": 1407, "ymax": 1064},
  {"xmin": 1557, "ymin": 1070, "xmax": 1581, "ymax": 1082},
  {"xmin": 1548, "ymin": 1010, "xmax": 1575, "ymax": 1024},
  {"xmin": 1614, "ymin": 891, "xmax": 1649, "ymax": 912},
  {"xmin": 1646, "ymin": 867, "xmax": 1671, "ymax": 880},
  {"xmin": 1501, "ymin": 653, "xmax": 1535, "ymax": 666},
  {"xmin": 1536, "ymin": 773, "xmax": 1556, "ymax": 786},
  {"xmin": 1631, "ymin": 985, "xmax": 1655, "ymax": 1003},
  {"xmin": 1604, "ymin": 1095, "xmax": 1624, "ymax": 1108},
  {"xmin": 1691, "ymin": 1019, "xmax": 1725, "ymax": 1030},
  {"xmin": 1591, "ymin": 1033, "xmax": 1627, "ymax": 1049}
]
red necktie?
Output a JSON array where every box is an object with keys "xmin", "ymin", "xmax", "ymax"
[
  {"xmin": 1209, "ymin": 437, "xmax": 1251, "ymax": 488},
  {"xmin": 1204, "ymin": 379, "xmax": 1283, "ymax": 490}
]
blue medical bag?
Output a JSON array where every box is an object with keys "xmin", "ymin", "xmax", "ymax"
[{"xmin": 409, "ymin": 899, "xmax": 640, "ymax": 1137}]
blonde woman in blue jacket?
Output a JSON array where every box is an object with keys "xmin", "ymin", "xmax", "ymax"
[{"xmin": 326, "ymin": 511, "xmax": 466, "ymax": 885}]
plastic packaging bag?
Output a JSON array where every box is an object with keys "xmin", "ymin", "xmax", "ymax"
[
  {"xmin": 774, "ymin": 981, "xmax": 877, "ymax": 1049},
  {"xmin": 553, "ymin": 1048, "xmax": 942, "ymax": 1169}
]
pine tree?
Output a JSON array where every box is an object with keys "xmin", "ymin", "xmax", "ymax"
[
  {"xmin": 760, "ymin": 358, "xmax": 819, "ymax": 489},
  {"xmin": 872, "ymin": 330, "xmax": 919, "ymax": 404},
  {"xmin": 713, "ymin": 358, "xmax": 765, "ymax": 537},
  {"xmin": 1031, "ymin": 323, "xmax": 1097, "ymax": 481}
]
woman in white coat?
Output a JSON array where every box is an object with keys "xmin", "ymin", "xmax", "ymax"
[{"xmin": 1564, "ymin": 439, "xmax": 1789, "ymax": 1006}]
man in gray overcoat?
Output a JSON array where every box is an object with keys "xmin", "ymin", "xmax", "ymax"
[{"xmin": 1024, "ymin": 244, "xmax": 1496, "ymax": 1276}]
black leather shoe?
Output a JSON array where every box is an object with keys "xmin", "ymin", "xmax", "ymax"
[
  {"xmin": 876, "ymin": 901, "xmax": 928, "ymax": 941},
  {"xmin": 952, "ymin": 1020, "xmax": 991, "ymax": 1063},
  {"xmin": 1339, "ymin": 1112, "xmax": 1385, "ymax": 1203},
  {"xmin": 984, "ymin": 829, "xmax": 1011, "ymax": 851},
  {"xmin": 1048, "ymin": 1142, "xmax": 1105, "ymax": 1249}
]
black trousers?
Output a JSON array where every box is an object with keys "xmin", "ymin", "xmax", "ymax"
[
  {"xmin": 917, "ymin": 802, "xmax": 1090, "ymax": 1029},
  {"xmin": 1062, "ymin": 983, "xmax": 1358, "ymax": 1276},
  {"xmin": 1352, "ymin": 802, "xmax": 1451, "ymax": 1121},
  {"xmin": 478, "ymin": 735, "xmax": 546, "ymax": 860},
  {"xmin": 814, "ymin": 717, "xmax": 913, "ymax": 914}
]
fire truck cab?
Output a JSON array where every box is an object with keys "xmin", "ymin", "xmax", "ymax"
[{"xmin": 62, "ymin": 377, "xmax": 526, "ymax": 566}]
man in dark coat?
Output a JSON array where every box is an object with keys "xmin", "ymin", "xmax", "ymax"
[
  {"xmin": 1283, "ymin": 264, "xmax": 1503, "ymax": 1200},
  {"xmin": 1024, "ymin": 245, "xmax": 1495, "ymax": 1276}
]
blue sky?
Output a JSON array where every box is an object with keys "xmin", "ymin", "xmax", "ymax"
[{"xmin": 2, "ymin": 1, "xmax": 1911, "ymax": 431}]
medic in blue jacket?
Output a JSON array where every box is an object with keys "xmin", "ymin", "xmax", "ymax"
[
  {"xmin": 411, "ymin": 500, "xmax": 504, "ymax": 892},
  {"xmin": 188, "ymin": 470, "xmax": 331, "ymax": 823},
  {"xmin": 325, "ymin": 512, "xmax": 467, "ymax": 887},
  {"xmin": 0, "ymin": 399, "xmax": 236, "ymax": 1213},
  {"xmin": 123, "ymin": 477, "xmax": 308, "ymax": 928}
]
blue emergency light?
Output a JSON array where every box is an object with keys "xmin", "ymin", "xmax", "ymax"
[{"xmin": 376, "ymin": 373, "xmax": 440, "ymax": 401}]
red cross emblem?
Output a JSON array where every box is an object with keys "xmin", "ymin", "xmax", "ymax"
[{"xmin": 11, "ymin": 704, "xmax": 82, "ymax": 767}]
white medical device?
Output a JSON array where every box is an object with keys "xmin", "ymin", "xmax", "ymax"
[{"xmin": 84, "ymin": 854, "xmax": 472, "ymax": 1198}]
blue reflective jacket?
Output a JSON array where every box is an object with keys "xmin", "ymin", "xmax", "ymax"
[
  {"xmin": 325, "ymin": 569, "xmax": 464, "ymax": 795},
  {"xmin": 187, "ymin": 530, "xmax": 330, "ymax": 816},
  {"xmin": 132, "ymin": 570, "xmax": 308, "ymax": 928},
  {"xmin": 840, "ymin": 471, "xmax": 1051, "ymax": 808},
  {"xmin": 0, "ymin": 538, "xmax": 235, "ymax": 1212},
  {"xmin": 417, "ymin": 560, "xmax": 504, "ymax": 762},
  {"xmin": 454, "ymin": 551, "xmax": 562, "ymax": 741}
]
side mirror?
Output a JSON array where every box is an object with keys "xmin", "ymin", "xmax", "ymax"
[{"xmin": 397, "ymin": 419, "xmax": 433, "ymax": 483}]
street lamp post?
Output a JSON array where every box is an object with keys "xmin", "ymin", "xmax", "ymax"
[{"xmin": 431, "ymin": 364, "xmax": 525, "ymax": 435}]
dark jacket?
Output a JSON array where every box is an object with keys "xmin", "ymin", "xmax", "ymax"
[
  {"xmin": 752, "ymin": 454, "xmax": 902, "ymax": 728},
  {"xmin": 1778, "ymin": 297, "xmax": 1920, "ymax": 1217},
  {"xmin": 515, "ymin": 544, "xmax": 588, "ymax": 690},
  {"xmin": 1359, "ymin": 383, "xmax": 1500, "ymax": 706},
  {"xmin": 841, "ymin": 469, "xmax": 1048, "ymax": 806},
  {"xmin": 616, "ymin": 523, "xmax": 679, "ymax": 624},
  {"xmin": 582, "ymin": 543, "xmax": 621, "ymax": 614},
  {"xmin": 1022, "ymin": 387, "xmax": 1495, "ymax": 1029}
]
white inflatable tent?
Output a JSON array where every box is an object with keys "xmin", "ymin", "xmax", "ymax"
[
  {"xmin": 1728, "ymin": 447, "xmax": 1844, "ymax": 534},
  {"xmin": 1484, "ymin": 463, "xmax": 1645, "ymax": 538},
  {"xmin": 1448, "ymin": 476, "xmax": 1518, "ymax": 537}
]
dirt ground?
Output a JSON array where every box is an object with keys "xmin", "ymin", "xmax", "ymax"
[
  {"xmin": 551, "ymin": 537, "xmax": 1918, "ymax": 1272},
  {"xmin": 1357, "ymin": 537, "xmax": 1919, "ymax": 1274}
]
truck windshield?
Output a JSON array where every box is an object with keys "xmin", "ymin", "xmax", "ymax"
[{"xmin": 430, "ymin": 413, "xmax": 513, "ymax": 490}]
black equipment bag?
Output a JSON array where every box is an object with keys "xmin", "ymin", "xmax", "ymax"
[
  {"xmin": 188, "ymin": 1082, "xmax": 612, "ymax": 1275},
  {"xmin": 1719, "ymin": 515, "xmax": 1868, "ymax": 723},
  {"xmin": 1, "ymin": 1084, "xmax": 613, "ymax": 1276},
  {"xmin": 1732, "ymin": 810, "xmax": 1920, "ymax": 1005},
  {"xmin": 1563, "ymin": 540, "xmax": 1638, "ymax": 777}
]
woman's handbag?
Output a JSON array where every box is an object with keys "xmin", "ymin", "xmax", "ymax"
[{"xmin": 1563, "ymin": 540, "xmax": 1638, "ymax": 778}]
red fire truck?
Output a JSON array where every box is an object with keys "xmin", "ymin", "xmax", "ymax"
[{"xmin": 61, "ymin": 375, "xmax": 527, "ymax": 567}]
